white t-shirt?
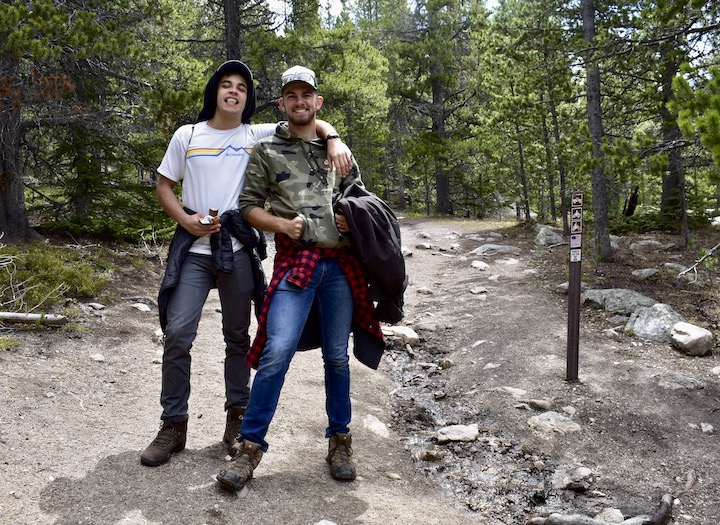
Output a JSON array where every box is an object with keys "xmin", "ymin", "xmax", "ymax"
[{"xmin": 157, "ymin": 121, "xmax": 275, "ymax": 254}]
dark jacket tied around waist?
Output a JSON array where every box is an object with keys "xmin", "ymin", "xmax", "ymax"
[{"xmin": 157, "ymin": 208, "xmax": 267, "ymax": 332}]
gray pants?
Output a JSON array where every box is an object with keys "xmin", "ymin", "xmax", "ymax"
[{"xmin": 160, "ymin": 250, "xmax": 254, "ymax": 421}]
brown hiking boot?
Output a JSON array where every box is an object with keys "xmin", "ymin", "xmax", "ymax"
[
  {"xmin": 140, "ymin": 420, "xmax": 187, "ymax": 467},
  {"xmin": 326, "ymin": 433, "xmax": 356, "ymax": 481},
  {"xmin": 216, "ymin": 440, "xmax": 264, "ymax": 491},
  {"xmin": 222, "ymin": 405, "xmax": 246, "ymax": 454}
]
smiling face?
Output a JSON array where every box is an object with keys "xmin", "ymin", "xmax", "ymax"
[
  {"xmin": 279, "ymin": 83, "xmax": 323, "ymax": 127},
  {"xmin": 212, "ymin": 72, "xmax": 248, "ymax": 125}
]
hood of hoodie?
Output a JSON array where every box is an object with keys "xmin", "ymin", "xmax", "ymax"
[{"xmin": 197, "ymin": 60, "xmax": 256, "ymax": 124}]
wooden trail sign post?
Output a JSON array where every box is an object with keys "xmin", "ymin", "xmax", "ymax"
[{"xmin": 566, "ymin": 191, "xmax": 583, "ymax": 381}]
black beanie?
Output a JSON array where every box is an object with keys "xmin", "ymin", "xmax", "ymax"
[{"xmin": 197, "ymin": 60, "xmax": 257, "ymax": 124}]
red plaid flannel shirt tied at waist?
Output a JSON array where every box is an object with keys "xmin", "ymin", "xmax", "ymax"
[{"xmin": 246, "ymin": 233, "xmax": 384, "ymax": 369}]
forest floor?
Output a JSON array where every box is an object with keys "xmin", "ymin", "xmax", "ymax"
[{"xmin": 0, "ymin": 217, "xmax": 718, "ymax": 525}]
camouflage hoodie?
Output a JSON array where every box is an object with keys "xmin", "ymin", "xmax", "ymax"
[{"xmin": 239, "ymin": 122, "xmax": 362, "ymax": 249}]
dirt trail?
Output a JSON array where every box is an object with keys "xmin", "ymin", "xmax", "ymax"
[{"xmin": 1, "ymin": 218, "xmax": 719, "ymax": 525}]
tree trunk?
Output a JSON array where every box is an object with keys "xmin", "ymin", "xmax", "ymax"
[
  {"xmin": 515, "ymin": 131, "xmax": 530, "ymax": 221},
  {"xmin": 224, "ymin": 0, "xmax": 244, "ymax": 59},
  {"xmin": 509, "ymin": 83, "xmax": 530, "ymax": 221},
  {"xmin": 431, "ymin": 64, "xmax": 452, "ymax": 215},
  {"xmin": 541, "ymin": 107, "xmax": 557, "ymax": 222},
  {"xmin": 582, "ymin": 0, "xmax": 613, "ymax": 262},
  {"xmin": 659, "ymin": 39, "xmax": 689, "ymax": 246},
  {"xmin": 544, "ymin": 45, "xmax": 569, "ymax": 234},
  {"xmin": 0, "ymin": 58, "xmax": 37, "ymax": 243}
]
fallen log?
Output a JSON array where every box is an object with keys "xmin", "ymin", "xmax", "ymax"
[
  {"xmin": 526, "ymin": 493, "xmax": 674, "ymax": 525},
  {"xmin": 0, "ymin": 312, "xmax": 68, "ymax": 326}
]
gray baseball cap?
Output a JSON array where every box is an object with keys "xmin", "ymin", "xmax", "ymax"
[{"xmin": 281, "ymin": 65, "xmax": 318, "ymax": 93}]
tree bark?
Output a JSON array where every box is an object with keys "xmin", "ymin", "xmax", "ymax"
[
  {"xmin": 659, "ymin": 38, "xmax": 690, "ymax": 246},
  {"xmin": 544, "ymin": 44, "xmax": 569, "ymax": 234},
  {"xmin": 0, "ymin": 58, "xmax": 37, "ymax": 243},
  {"xmin": 224, "ymin": 0, "xmax": 244, "ymax": 59},
  {"xmin": 582, "ymin": 0, "xmax": 613, "ymax": 261},
  {"xmin": 431, "ymin": 62, "xmax": 452, "ymax": 215}
]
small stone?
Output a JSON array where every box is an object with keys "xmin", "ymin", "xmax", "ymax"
[
  {"xmin": 526, "ymin": 399, "xmax": 552, "ymax": 411},
  {"xmin": 382, "ymin": 325, "xmax": 420, "ymax": 345},
  {"xmin": 496, "ymin": 386, "xmax": 527, "ymax": 398},
  {"xmin": 131, "ymin": 303, "xmax": 151, "ymax": 312},
  {"xmin": 363, "ymin": 414, "xmax": 390, "ymax": 438},
  {"xmin": 91, "ymin": 353, "xmax": 106, "ymax": 362},
  {"xmin": 471, "ymin": 260, "xmax": 490, "ymax": 271},
  {"xmin": 631, "ymin": 268, "xmax": 659, "ymax": 280},
  {"xmin": 437, "ymin": 423, "xmax": 480, "ymax": 443},
  {"xmin": 594, "ymin": 508, "xmax": 625, "ymax": 522},
  {"xmin": 562, "ymin": 406, "xmax": 577, "ymax": 416}
]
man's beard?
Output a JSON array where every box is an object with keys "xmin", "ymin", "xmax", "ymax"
[{"xmin": 287, "ymin": 108, "xmax": 316, "ymax": 126}]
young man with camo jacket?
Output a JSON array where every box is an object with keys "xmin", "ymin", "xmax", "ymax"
[{"xmin": 215, "ymin": 65, "xmax": 384, "ymax": 491}]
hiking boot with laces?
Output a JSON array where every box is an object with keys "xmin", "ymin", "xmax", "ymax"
[
  {"xmin": 326, "ymin": 433, "xmax": 356, "ymax": 481},
  {"xmin": 140, "ymin": 420, "xmax": 187, "ymax": 467},
  {"xmin": 222, "ymin": 405, "xmax": 246, "ymax": 454},
  {"xmin": 216, "ymin": 440, "xmax": 264, "ymax": 491}
]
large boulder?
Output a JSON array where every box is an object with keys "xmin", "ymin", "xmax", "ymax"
[
  {"xmin": 581, "ymin": 288, "xmax": 656, "ymax": 315},
  {"xmin": 671, "ymin": 322, "xmax": 715, "ymax": 357},
  {"xmin": 625, "ymin": 303, "xmax": 685, "ymax": 341},
  {"xmin": 535, "ymin": 226, "xmax": 564, "ymax": 246}
]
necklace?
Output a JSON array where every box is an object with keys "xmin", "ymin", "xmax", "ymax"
[{"xmin": 303, "ymin": 143, "xmax": 328, "ymax": 186}]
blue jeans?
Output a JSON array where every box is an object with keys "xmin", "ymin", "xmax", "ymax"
[
  {"xmin": 240, "ymin": 258, "xmax": 354, "ymax": 451},
  {"xmin": 160, "ymin": 251, "xmax": 254, "ymax": 421}
]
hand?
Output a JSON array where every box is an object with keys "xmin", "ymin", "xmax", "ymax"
[
  {"xmin": 282, "ymin": 216, "xmax": 304, "ymax": 241},
  {"xmin": 335, "ymin": 213, "xmax": 349, "ymax": 233},
  {"xmin": 326, "ymin": 140, "xmax": 352, "ymax": 178},
  {"xmin": 185, "ymin": 213, "xmax": 221, "ymax": 236}
]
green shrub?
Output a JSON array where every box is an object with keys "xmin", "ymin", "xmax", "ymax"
[
  {"xmin": 0, "ymin": 337, "xmax": 21, "ymax": 351},
  {"xmin": 609, "ymin": 207, "xmax": 714, "ymax": 235},
  {"xmin": 0, "ymin": 242, "xmax": 111, "ymax": 312}
]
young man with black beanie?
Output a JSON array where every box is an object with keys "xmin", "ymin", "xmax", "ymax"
[{"xmin": 141, "ymin": 60, "xmax": 351, "ymax": 467}]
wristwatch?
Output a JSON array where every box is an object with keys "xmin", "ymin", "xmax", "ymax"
[{"xmin": 325, "ymin": 133, "xmax": 341, "ymax": 141}]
